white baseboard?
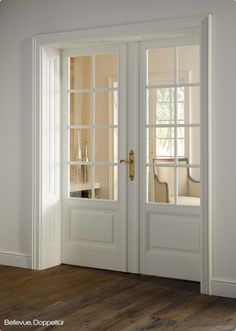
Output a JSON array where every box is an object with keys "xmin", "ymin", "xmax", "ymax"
[
  {"xmin": 211, "ymin": 280, "xmax": 236, "ymax": 299},
  {"xmin": 0, "ymin": 251, "xmax": 31, "ymax": 269}
]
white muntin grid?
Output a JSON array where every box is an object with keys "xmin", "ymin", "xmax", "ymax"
[
  {"xmin": 67, "ymin": 53, "xmax": 119, "ymax": 199},
  {"xmin": 145, "ymin": 46, "xmax": 200, "ymax": 204}
]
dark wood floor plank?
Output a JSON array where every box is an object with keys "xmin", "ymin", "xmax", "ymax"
[
  {"xmin": 173, "ymin": 297, "xmax": 236, "ymax": 330},
  {"xmin": 0, "ymin": 265, "xmax": 236, "ymax": 331},
  {"xmin": 57, "ymin": 283, "xmax": 169, "ymax": 331}
]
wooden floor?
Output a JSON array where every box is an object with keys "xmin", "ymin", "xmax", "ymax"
[{"xmin": 1, "ymin": 265, "xmax": 236, "ymax": 331}]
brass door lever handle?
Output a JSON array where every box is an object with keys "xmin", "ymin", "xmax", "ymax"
[
  {"xmin": 119, "ymin": 150, "xmax": 134, "ymax": 181},
  {"xmin": 120, "ymin": 159, "xmax": 132, "ymax": 164}
]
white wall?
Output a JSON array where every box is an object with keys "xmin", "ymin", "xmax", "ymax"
[{"xmin": 0, "ymin": 0, "xmax": 236, "ymax": 296}]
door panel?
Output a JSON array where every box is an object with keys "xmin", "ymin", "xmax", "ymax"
[
  {"xmin": 140, "ymin": 40, "xmax": 201, "ymax": 281},
  {"xmin": 62, "ymin": 44, "xmax": 127, "ymax": 271},
  {"xmin": 41, "ymin": 47, "xmax": 61, "ymax": 269}
]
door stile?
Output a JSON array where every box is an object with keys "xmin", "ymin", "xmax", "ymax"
[
  {"xmin": 139, "ymin": 41, "xmax": 148, "ymax": 274},
  {"xmin": 127, "ymin": 42, "xmax": 140, "ymax": 273}
]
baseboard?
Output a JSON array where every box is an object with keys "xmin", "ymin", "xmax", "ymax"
[
  {"xmin": 211, "ymin": 279, "xmax": 236, "ymax": 299},
  {"xmin": 0, "ymin": 251, "xmax": 31, "ymax": 269}
]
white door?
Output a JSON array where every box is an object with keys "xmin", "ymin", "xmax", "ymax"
[
  {"xmin": 62, "ymin": 37, "xmax": 202, "ymax": 280},
  {"xmin": 61, "ymin": 44, "xmax": 128, "ymax": 271},
  {"xmin": 140, "ymin": 40, "xmax": 201, "ymax": 281}
]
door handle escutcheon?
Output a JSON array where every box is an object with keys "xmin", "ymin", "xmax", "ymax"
[{"xmin": 120, "ymin": 150, "xmax": 134, "ymax": 181}]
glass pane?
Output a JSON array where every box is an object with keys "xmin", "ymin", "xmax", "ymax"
[
  {"xmin": 177, "ymin": 166, "xmax": 200, "ymax": 205},
  {"xmin": 177, "ymin": 87, "xmax": 200, "ymax": 124},
  {"xmin": 148, "ymin": 48, "xmax": 175, "ymax": 86},
  {"xmin": 147, "ymin": 128, "xmax": 175, "ymax": 162},
  {"xmin": 69, "ymin": 165, "xmax": 92, "ymax": 198},
  {"xmin": 95, "ymin": 128, "xmax": 118, "ymax": 163},
  {"xmin": 177, "ymin": 45, "xmax": 200, "ymax": 84},
  {"xmin": 147, "ymin": 88, "xmax": 174, "ymax": 125},
  {"xmin": 95, "ymin": 54, "xmax": 118, "ymax": 89},
  {"xmin": 148, "ymin": 166, "xmax": 175, "ymax": 203},
  {"xmin": 95, "ymin": 166, "xmax": 118, "ymax": 200},
  {"xmin": 147, "ymin": 166, "xmax": 154, "ymax": 203},
  {"xmin": 70, "ymin": 93, "xmax": 91, "ymax": 126},
  {"xmin": 69, "ymin": 56, "xmax": 92, "ymax": 90},
  {"xmin": 95, "ymin": 91, "xmax": 118, "ymax": 126},
  {"xmin": 177, "ymin": 127, "xmax": 200, "ymax": 164},
  {"xmin": 177, "ymin": 86, "xmax": 184, "ymax": 124},
  {"xmin": 148, "ymin": 164, "xmax": 200, "ymax": 205},
  {"xmin": 189, "ymin": 167, "xmax": 200, "ymax": 182},
  {"xmin": 70, "ymin": 129, "xmax": 92, "ymax": 162}
]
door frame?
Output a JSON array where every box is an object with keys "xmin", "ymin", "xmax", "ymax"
[{"xmin": 32, "ymin": 15, "xmax": 212, "ymax": 294}]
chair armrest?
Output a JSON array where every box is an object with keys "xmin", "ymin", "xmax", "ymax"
[
  {"xmin": 154, "ymin": 174, "xmax": 169, "ymax": 203},
  {"xmin": 188, "ymin": 177, "xmax": 200, "ymax": 198}
]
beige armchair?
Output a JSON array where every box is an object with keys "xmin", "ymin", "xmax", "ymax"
[{"xmin": 153, "ymin": 158, "xmax": 200, "ymax": 205}]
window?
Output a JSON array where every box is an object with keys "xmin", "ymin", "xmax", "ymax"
[
  {"xmin": 68, "ymin": 53, "xmax": 119, "ymax": 200},
  {"xmin": 154, "ymin": 87, "xmax": 185, "ymax": 158},
  {"xmin": 146, "ymin": 45, "xmax": 201, "ymax": 204}
]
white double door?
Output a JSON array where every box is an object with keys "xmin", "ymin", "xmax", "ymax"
[{"xmin": 61, "ymin": 39, "xmax": 201, "ymax": 281}]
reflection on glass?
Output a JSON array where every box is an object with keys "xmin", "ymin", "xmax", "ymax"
[
  {"xmin": 95, "ymin": 166, "xmax": 118, "ymax": 200},
  {"xmin": 69, "ymin": 165, "xmax": 92, "ymax": 198},
  {"xmin": 189, "ymin": 166, "xmax": 200, "ymax": 183},
  {"xmin": 147, "ymin": 128, "xmax": 175, "ymax": 162},
  {"xmin": 177, "ymin": 166, "xmax": 200, "ymax": 205},
  {"xmin": 177, "ymin": 45, "xmax": 200, "ymax": 84},
  {"xmin": 148, "ymin": 164, "xmax": 200, "ymax": 205},
  {"xmin": 177, "ymin": 127, "xmax": 200, "ymax": 163},
  {"xmin": 177, "ymin": 87, "xmax": 184, "ymax": 124},
  {"xmin": 70, "ymin": 129, "xmax": 92, "ymax": 162},
  {"xmin": 177, "ymin": 87, "xmax": 200, "ymax": 124},
  {"xmin": 147, "ymin": 88, "xmax": 174, "ymax": 125},
  {"xmin": 147, "ymin": 167, "xmax": 154, "ymax": 202},
  {"xmin": 176, "ymin": 126, "xmax": 185, "ymax": 157},
  {"xmin": 147, "ymin": 87, "xmax": 200, "ymax": 125},
  {"xmin": 70, "ymin": 56, "xmax": 92, "ymax": 90},
  {"xmin": 148, "ymin": 165, "xmax": 175, "ymax": 203},
  {"xmin": 68, "ymin": 52, "xmax": 120, "ymax": 201},
  {"xmin": 148, "ymin": 48, "xmax": 175, "ymax": 86},
  {"xmin": 146, "ymin": 44, "xmax": 200, "ymax": 206},
  {"xmin": 70, "ymin": 93, "xmax": 91, "ymax": 126},
  {"xmin": 95, "ymin": 128, "xmax": 118, "ymax": 163},
  {"xmin": 95, "ymin": 54, "xmax": 118, "ymax": 89},
  {"xmin": 95, "ymin": 91, "xmax": 118, "ymax": 125}
]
